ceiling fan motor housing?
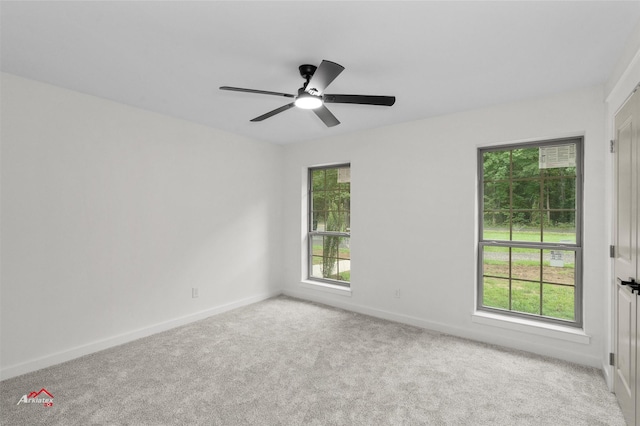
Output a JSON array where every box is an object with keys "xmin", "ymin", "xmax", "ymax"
[{"xmin": 298, "ymin": 64, "xmax": 317, "ymax": 82}]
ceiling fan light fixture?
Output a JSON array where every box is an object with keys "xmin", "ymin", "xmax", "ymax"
[{"xmin": 294, "ymin": 93, "xmax": 323, "ymax": 109}]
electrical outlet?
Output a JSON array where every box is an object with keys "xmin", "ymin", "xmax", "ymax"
[
  {"xmin": 192, "ymin": 288, "xmax": 199, "ymax": 298},
  {"xmin": 394, "ymin": 289, "xmax": 401, "ymax": 298}
]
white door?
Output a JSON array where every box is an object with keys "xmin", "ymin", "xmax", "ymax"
[
  {"xmin": 614, "ymin": 87, "xmax": 639, "ymax": 426},
  {"xmin": 617, "ymin": 283, "xmax": 637, "ymax": 425}
]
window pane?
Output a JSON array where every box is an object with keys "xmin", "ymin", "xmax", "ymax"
[
  {"xmin": 511, "ymin": 147, "xmax": 541, "ymax": 178},
  {"xmin": 482, "ymin": 246, "xmax": 509, "ymax": 278},
  {"xmin": 511, "ymin": 280, "xmax": 541, "ymax": 315},
  {"xmin": 323, "ymin": 235, "xmax": 337, "ymax": 257},
  {"xmin": 323, "ymin": 190, "xmax": 340, "ymax": 210},
  {"xmin": 312, "ymin": 211, "xmax": 326, "ymax": 231},
  {"xmin": 310, "ymin": 235, "xmax": 324, "ymax": 280},
  {"xmin": 325, "ymin": 168, "xmax": 339, "ymax": 189},
  {"xmin": 311, "ymin": 169, "xmax": 325, "ymax": 185},
  {"xmin": 324, "ymin": 211, "xmax": 349, "ymax": 232},
  {"xmin": 318, "ymin": 257, "xmax": 338, "ymax": 280},
  {"xmin": 312, "ymin": 169, "xmax": 325, "ymax": 190},
  {"xmin": 542, "ymin": 211, "xmax": 575, "ymax": 243},
  {"xmin": 337, "ymin": 239, "xmax": 350, "ymax": 260},
  {"xmin": 512, "ymin": 180, "xmax": 540, "ymax": 210},
  {"xmin": 309, "ymin": 235, "xmax": 350, "ymax": 281},
  {"xmin": 543, "ymin": 177, "xmax": 576, "ymax": 210},
  {"xmin": 311, "ymin": 257, "xmax": 325, "ymax": 279},
  {"xmin": 336, "ymin": 260, "xmax": 350, "ymax": 281},
  {"xmin": 483, "ymin": 211, "xmax": 510, "ymax": 240},
  {"xmin": 542, "ymin": 284, "xmax": 575, "ymax": 321},
  {"xmin": 311, "ymin": 235, "xmax": 324, "ymax": 252},
  {"xmin": 511, "ymin": 248, "xmax": 540, "ymax": 283},
  {"xmin": 543, "ymin": 166, "xmax": 577, "ymax": 179},
  {"xmin": 324, "ymin": 211, "xmax": 338, "ymax": 232},
  {"xmin": 482, "ymin": 277, "xmax": 510, "ymax": 310},
  {"xmin": 542, "ymin": 250, "xmax": 575, "ymax": 285},
  {"xmin": 483, "ymin": 151, "xmax": 511, "ymax": 181},
  {"xmin": 484, "ymin": 181, "xmax": 510, "ymax": 210},
  {"xmin": 512, "ymin": 222, "xmax": 541, "ymax": 243},
  {"xmin": 340, "ymin": 195, "xmax": 350, "ymax": 212},
  {"xmin": 311, "ymin": 235, "xmax": 332, "ymax": 280},
  {"xmin": 313, "ymin": 191, "xmax": 326, "ymax": 212},
  {"xmin": 337, "ymin": 167, "xmax": 351, "ymax": 191},
  {"xmin": 336, "ymin": 239, "xmax": 351, "ymax": 281}
]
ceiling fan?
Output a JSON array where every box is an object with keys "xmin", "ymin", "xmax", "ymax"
[{"xmin": 220, "ymin": 60, "xmax": 396, "ymax": 127}]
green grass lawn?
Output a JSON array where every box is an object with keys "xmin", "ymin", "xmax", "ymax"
[
  {"xmin": 483, "ymin": 228, "xmax": 575, "ymax": 243},
  {"xmin": 483, "ymin": 276, "xmax": 574, "ymax": 321},
  {"xmin": 482, "ymin": 227, "xmax": 576, "ymax": 321}
]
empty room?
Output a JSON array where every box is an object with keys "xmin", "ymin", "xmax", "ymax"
[{"xmin": 2, "ymin": 1, "xmax": 640, "ymax": 425}]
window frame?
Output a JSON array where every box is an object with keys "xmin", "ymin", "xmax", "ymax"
[
  {"xmin": 477, "ymin": 137, "xmax": 583, "ymax": 328},
  {"xmin": 307, "ymin": 163, "xmax": 351, "ymax": 287}
]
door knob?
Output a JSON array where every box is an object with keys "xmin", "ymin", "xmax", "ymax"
[{"xmin": 620, "ymin": 278, "xmax": 640, "ymax": 293}]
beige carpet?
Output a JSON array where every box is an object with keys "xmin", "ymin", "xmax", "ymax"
[{"xmin": 0, "ymin": 296, "xmax": 624, "ymax": 425}]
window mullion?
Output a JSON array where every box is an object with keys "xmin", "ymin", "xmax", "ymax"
[
  {"xmin": 509, "ymin": 150, "xmax": 513, "ymax": 242},
  {"xmin": 539, "ymin": 249, "xmax": 543, "ymax": 316},
  {"xmin": 508, "ymin": 246, "xmax": 513, "ymax": 311}
]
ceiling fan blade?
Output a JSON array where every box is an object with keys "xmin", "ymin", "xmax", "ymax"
[
  {"xmin": 250, "ymin": 103, "xmax": 295, "ymax": 122},
  {"xmin": 306, "ymin": 60, "xmax": 345, "ymax": 95},
  {"xmin": 220, "ymin": 86, "xmax": 295, "ymax": 98},
  {"xmin": 313, "ymin": 105, "xmax": 340, "ymax": 127},
  {"xmin": 324, "ymin": 94, "xmax": 396, "ymax": 106}
]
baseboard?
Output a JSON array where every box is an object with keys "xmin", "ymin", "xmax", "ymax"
[
  {"xmin": 0, "ymin": 290, "xmax": 281, "ymax": 381},
  {"xmin": 284, "ymin": 288, "xmax": 469, "ymax": 336},
  {"xmin": 283, "ymin": 288, "xmax": 602, "ymax": 369},
  {"xmin": 602, "ymin": 362, "xmax": 614, "ymax": 392}
]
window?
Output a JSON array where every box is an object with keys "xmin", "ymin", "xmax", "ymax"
[
  {"xmin": 308, "ymin": 164, "xmax": 351, "ymax": 286},
  {"xmin": 478, "ymin": 138, "xmax": 582, "ymax": 326}
]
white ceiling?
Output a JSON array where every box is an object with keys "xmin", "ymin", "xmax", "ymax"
[{"xmin": 2, "ymin": 1, "xmax": 640, "ymax": 144}]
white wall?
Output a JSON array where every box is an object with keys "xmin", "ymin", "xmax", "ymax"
[
  {"xmin": 0, "ymin": 72, "xmax": 619, "ymax": 378},
  {"xmin": 0, "ymin": 73, "xmax": 283, "ymax": 379},
  {"xmin": 282, "ymin": 85, "xmax": 607, "ymax": 368}
]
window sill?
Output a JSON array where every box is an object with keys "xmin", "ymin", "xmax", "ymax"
[
  {"xmin": 300, "ymin": 280, "xmax": 352, "ymax": 296},
  {"xmin": 471, "ymin": 311, "xmax": 590, "ymax": 344}
]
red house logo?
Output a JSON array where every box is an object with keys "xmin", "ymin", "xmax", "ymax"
[
  {"xmin": 27, "ymin": 388, "xmax": 53, "ymax": 399},
  {"xmin": 17, "ymin": 388, "xmax": 54, "ymax": 407}
]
